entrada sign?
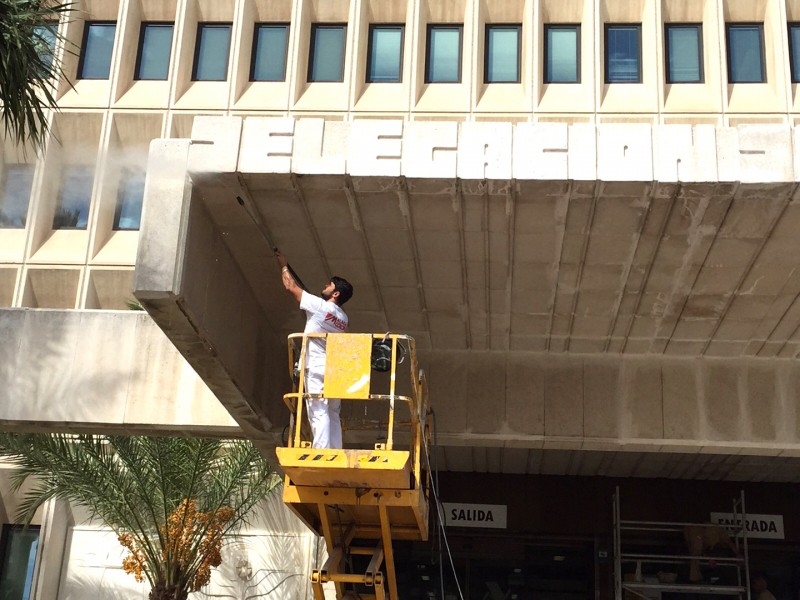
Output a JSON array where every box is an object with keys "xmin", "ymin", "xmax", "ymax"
[
  {"xmin": 443, "ymin": 503, "xmax": 507, "ymax": 529},
  {"xmin": 710, "ymin": 512, "xmax": 784, "ymax": 540}
]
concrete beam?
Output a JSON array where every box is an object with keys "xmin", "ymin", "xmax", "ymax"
[
  {"xmin": 134, "ymin": 139, "xmax": 287, "ymax": 444},
  {"xmin": 424, "ymin": 349, "xmax": 800, "ymax": 456},
  {"xmin": 0, "ymin": 309, "xmax": 237, "ymax": 436}
]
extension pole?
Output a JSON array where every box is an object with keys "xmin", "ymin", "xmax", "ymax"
[{"xmin": 235, "ymin": 195, "xmax": 308, "ymax": 291}]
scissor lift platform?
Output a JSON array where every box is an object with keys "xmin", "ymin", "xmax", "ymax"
[
  {"xmin": 277, "ymin": 333, "xmax": 431, "ymax": 600},
  {"xmin": 276, "ymin": 448, "xmax": 411, "ymax": 489}
]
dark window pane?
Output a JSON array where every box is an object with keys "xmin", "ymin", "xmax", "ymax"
[
  {"xmin": 193, "ymin": 24, "xmax": 231, "ymax": 81},
  {"xmin": 791, "ymin": 25, "xmax": 800, "ymax": 83},
  {"xmin": 252, "ymin": 24, "xmax": 289, "ymax": 81},
  {"xmin": 427, "ymin": 26, "xmax": 461, "ymax": 83},
  {"xmin": 606, "ymin": 25, "xmax": 640, "ymax": 83},
  {"xmin": 54, "ymin": 166, "xmax": 93, "ymax": 230},
  {"xmin": 79, "ymin": 23, "xmax": 116, "ymax": 79},
  {"xmin": 113, "ymin": 171, "xmax": 145, "ymax": 230},
  {"xmin": 545, "ymin": 25, "xmax": 579, "ymax": 83},
  {"xmin": 309, "ymin": 25, "xmax": 346, "ymax": 82},
  {"xmin": 0, "ymin": 165, "xmax": 35, "ymax": 228},
  {"xmin": 486, "ymin": 25, "xmax": 519, "ymax": 83},
  {"xmin": 666, "ymin": 25, "xmax": 702, "ymax": 83},
  {"xmin": 728, "ymin": 25, "xmax": 764, "ymax": 83},
  {"xmin": 33, "ymin": 23, "xmax": 58, "ymax": 72},
  {"xmin": 136, "ymin": 23, "xmax": 173, "ymax": 80},
  {"xmin": 367, "ymin": 25, "xmax": 403, "ymax": 83},
  {"xmin": 0, "ymin": 525, "xmax": 40, "ymax": 600}
]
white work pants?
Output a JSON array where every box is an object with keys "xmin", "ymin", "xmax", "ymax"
[{"xmin": 304, "ymin": 369, "xmax": 342, "ymax": 449}]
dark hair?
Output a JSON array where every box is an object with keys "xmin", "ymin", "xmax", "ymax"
[{"xmin": 330, "ymin": 276, "xmax": 353, "ymax": 305}]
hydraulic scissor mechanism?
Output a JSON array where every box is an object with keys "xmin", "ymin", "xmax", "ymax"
[{"xmin": 277, "ymin": 333, "xmax": 432, "ymax": 600}]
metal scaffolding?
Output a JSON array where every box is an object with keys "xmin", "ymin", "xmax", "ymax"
[{"xmin": 613, "ymin": 487, "xmax": 751, "ymax": 600}]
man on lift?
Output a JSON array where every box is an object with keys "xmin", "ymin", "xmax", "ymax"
[{"xmin": 275, "ymin": 250, "xmax": 354, "ymax": 449}]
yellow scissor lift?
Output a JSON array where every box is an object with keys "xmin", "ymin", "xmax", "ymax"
[{"xmin": 276, "ymin": 332, "xmax": 431, "ymax": 600}]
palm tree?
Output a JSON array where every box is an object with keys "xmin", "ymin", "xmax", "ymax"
[
  {"xmin": 0, "ymin": 433, "xmax": 281, "ymax": 600},
  {"xmin": 0, "ymin": 0, "xmax": 73, "ymax": 151}
]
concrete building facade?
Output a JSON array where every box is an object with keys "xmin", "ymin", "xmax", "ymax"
[{"xmin": 5, "ymin": 0, "xmax": 800, "ymax": 598}]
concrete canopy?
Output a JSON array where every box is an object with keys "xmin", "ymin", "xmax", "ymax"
[{"xmin": 133, "ymin": 117, "xmax": 800, "ymax": 479}]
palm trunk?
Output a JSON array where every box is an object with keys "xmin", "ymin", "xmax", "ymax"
[{"xmin": 149, "ymin": 583, "xmax": 189, "ymax": 600}]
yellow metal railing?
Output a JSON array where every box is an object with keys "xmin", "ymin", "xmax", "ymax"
[{"xmin": 282, "ymin": 332, "xmax": 427, "ymax": 453}]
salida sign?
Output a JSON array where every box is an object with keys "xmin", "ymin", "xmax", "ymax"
[
  {"xmin": 443, "ymin": 503, "xmax": 507, "ymax": 529},
  {"xmin": 710, "ymin": 512, "xmax": 784, "ymax": 540}
]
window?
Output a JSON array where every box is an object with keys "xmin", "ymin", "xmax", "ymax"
[
  {"xmin": 544, "ymin": 24, "xmax": 580, "ymax": 83},
  {"xmin": 0, "ymin": 525, "xmax": 40, "ymax": 600},
  {"xmin": 426, "ymin": 25, "xmax": 462, "ymax": 83},
  {"xmin": 726, "ymin": 24, "xmax": 765, "ymax": 83},
  {"xmin": 0, "ymin": 165, "xmax": 35, "ymax": 229},
  {"xmin": 78, "ymin": 22, "xmax": 116, "ymax": 79},
  {"xmin": 790, "ymin": 23, "xmax": 800, "ymax": 83},
  {"xmin": 665, "ymin": 24, "xmax": 703, "ymax": 83},
  {"xmin": 113, "ymin": 170, "xmax": 145, "ymax": 230},
  {"xmin": 53, "ymin": 166, "xmax": 93, "ymax": 230},
  {"xmin": 308, "ymin": 24, "xmax": 346, "ymax": 82},
  {"xmin": 367, "ymin": 25, "xmax": 404, "ymax": 83},
  {"xmin": 192, "ymin": 24, "xmax": 232, "ymax": 81},
  {"xmin": 33, "ymin": 23, "xmax": 58, "ymax": 73},
  {"xmin": 135, "ymin": 23, "xmax": 173, "ymax": 80},
  {"xmin": 605, "ymin": 24, "xmax": 641, "ymax": 83},
  {"xmin": 485, "ymin": 25, "xmax": 520, "ymax": 83},
  {"xmin": 251, "ymin": 24, "xmax": 289, "ymax": 81}
]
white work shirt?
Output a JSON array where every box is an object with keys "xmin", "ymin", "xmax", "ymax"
[{"xmin": 300, "ymin": 290, "xmax": 348, "ymax": 371}]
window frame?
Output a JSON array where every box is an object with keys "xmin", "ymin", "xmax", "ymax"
[
  {"xmin": 53, "ymin": 165, "xmax": 94, "ymax": 231},
  {"xmin": 307, "ymin": 23, "xmax": 348, "ymax": 83},
  {"xmin": 725, "ymin": 22, "xmax": 766, "ymax": 84},
  {"xmin": 604, "ymin": 23, "xmax": 642, "ymax": 84},
  {"xmin": 365, "ymin": 23, "xmax": 405, "ymax": 84},
  {"xmin": 790, "ymin": 22, "xmax": 800, "ymax": 83},
  {"xmin": 543, "ymin": 23, "xmax": 581, "ymax": 84},
  {"xmin": 250, "ymin": 22, "xmax": 290, "ymax": 82},
  {"xmin": 191, "ymin": 22, "xmax": 233, "ymax": 82},
  {"xmin": 0, "ymin": 524, "xmax": 41, "ymax": 600},
  {"xmin": 425, "ymin": 23, "xmax": 464, "ymax": 84},
  {"xmin": 0, "ymin": 164, "xmax": 35, "ymax": 229},
  {"xmin": 33, "ymin": 21, "xmax": 59, "ymax": 75},
  {"xmin": 112, "ymin": 169, "xmax": 145, "ymax": 231},
  {"xmin": 76, "ymin": 21, "xmax": 117, "ymax": 80},
  {"xmin": 664, "ymin": 22, "xmax": 704, "ymax": 84},
  {"xmin": 134, "ymin": 22, "xmax": 174, "ymax": 81},
  {"xmin": 484, "ymin": 23, "xmax": 522, "ymax": 84}
]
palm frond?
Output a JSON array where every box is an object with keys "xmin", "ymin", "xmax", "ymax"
[
  {"xmin": 0, "ymin": 432, "xmax": 278, "ymax": 596},
  {"xmin": 0, "ymin": 0, "xmax": 75, "ymax": 151}
]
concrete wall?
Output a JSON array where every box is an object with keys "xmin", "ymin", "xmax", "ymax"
[
  {"xmin": 0, "ymin": 309, "xmax": 237, "ymax": 435},
  {"xmin": 133, "ymin": 139, "xmax": 288, "ymax": 445},
  {"xmin": 55, "ymin": 492, "xmax": 321, "ymax": 600}
]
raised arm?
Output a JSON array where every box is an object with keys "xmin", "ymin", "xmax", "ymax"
[{"xmin": 276, "ymin": 250, "xmax": 303, "ymax": 303}]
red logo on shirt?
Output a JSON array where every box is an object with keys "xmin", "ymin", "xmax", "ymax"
[{"xmin": 325, "ymin": 313, "xmax": 347, "ymax": 331}]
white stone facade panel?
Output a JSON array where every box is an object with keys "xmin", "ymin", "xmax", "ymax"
[
  {"xmin": 185, "ymin": 117, "xmax": 800, "ymax": 185},
  {"xmin": 597, "ymin": 124, "xmax": 654, "ymax": 182},
  {"xmin": 189, "ymin": 116, "xmax": 243, "ymax": 173},
  {"xmin": 292, "ymin": 118, "xmax": 348, "ymax": 174},
  {"xmin": 653, "ymin": 125, "xmax": 718, "ymax": 182},
  {"xmin": 238, "ymin": 117, "xmax": 295, "ymax": 174},
  {"xmin": 457, "ymin": 122, "xmax": 513, "ymax": 180},
  {"xmin": 348, "ymin": 120, "xmax": 403, "ymax": 177},
  {"xmin": 401, "ymin": 121, "xmax": 458, "ymax": 178},
  {"xmin": 513, "ymin": 123, "xmax": 569, "ymax": 180}
]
